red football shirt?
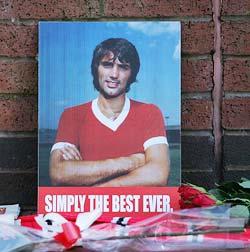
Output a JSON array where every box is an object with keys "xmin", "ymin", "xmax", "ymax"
[{"xmin": 55, "ymin": 98, "xmax": 167, "ymax": 160}]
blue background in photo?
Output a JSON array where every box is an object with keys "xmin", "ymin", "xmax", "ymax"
[{"xmin": 39, "ymin": 21, "xmax": 180, "ymax": 129}]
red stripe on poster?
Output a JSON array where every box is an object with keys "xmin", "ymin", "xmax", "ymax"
[{"xmin": 38, "ymin": 187, "xmax": 180, "ymax": 218}]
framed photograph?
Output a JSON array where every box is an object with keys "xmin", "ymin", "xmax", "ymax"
[{"xmin": 38, "ymin": 21, "xmax": 181, "ymax": 216}]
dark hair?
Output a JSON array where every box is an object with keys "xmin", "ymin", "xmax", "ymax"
[{"xmin": 91, "ymin": 38, "xmax": 140, "ymax": 92}]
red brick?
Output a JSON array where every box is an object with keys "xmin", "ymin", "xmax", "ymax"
[
  {"xmin": 222, "ymin": 98, "xmax": 250, "ymax": 129},
  {"xmin": 182, "ymin": 22, "xmax": 214, "ymax": 54},
  {"xmin": 182, "ymin": 99, "xmax": 213, "ymax": 129},
  {"xmin": 104, "ymin": 0, "xmax": 212, "ymax": 17},
  {"xmin": 0, "ymin": 0, "xmax": 100, "ymax": 19},
  {"xmin": 0, "ymin": 24, "xmax": 37, "ymax": 57},
  {"xmin": 0, "ymin": 97, "xmax": 37, "ymax": 131},
  {"xmin": 182, "ymin": 58, "xmax": 213, "ymax": 92},
  {"xmin": 224, "ymin": 58, "xmax": 250, "ymax": 92},
  {"xmin": 222, "ymin": 0, "xmax": 250, "ymax": 16},
  {"xmin": 0, "ymin": 61, "xmax": 37, "ymax": 94},
  {"xmin": 222, "ymin": 21, "xmax": 250, "ymax": 55}
]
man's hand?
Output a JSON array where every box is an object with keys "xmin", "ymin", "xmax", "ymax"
[
  {"xmin": 130, "ymin": 153, "xmax": 145, "ymax": 169},
  {"xmin": 57, "ymin": 145, "xmax": 82, "ymax": 161},
  {"xmin": 49, "ymin": 149, "xmax": 145, "ymax": 186},
  {"xmin": 97, "ymin": 144, "xmax": 170, "ymax": 187}
]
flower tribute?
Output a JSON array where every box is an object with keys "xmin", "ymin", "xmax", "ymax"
[{"xmin": 178, "ymin": 178, "xmax": 250, "ymax": 220}]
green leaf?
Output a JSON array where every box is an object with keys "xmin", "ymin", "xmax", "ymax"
[
  {"xmin": 208, "ymin": 188, "xmax": 230, "ymax": 201},
  {"xmin": 218, "ymin": 181, "xmax": 242, "ymax": 193},
  {"xmin": 230, "ymin": 205, "xmax": 250, "ymax": 219},
  {"xmin": 224, "ymin": 198, "xmax": 250, "ymax": 206},
  {"xmin": 236, "ymin": 192, "xmax": 250, "ymax": 200},
  {"xmin": 217, "ymin": 181, "xmax": 250, "ymax": 196},
  {"xmin": 239, "ymin": 180, "xmax": 250, "ymax": 189},
  {"xmin": 240, "ymin": 177, "xmax": 249, "ymax": 182}
]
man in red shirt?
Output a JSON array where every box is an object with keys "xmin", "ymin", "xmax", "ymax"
[{"xmin": 50, "ymin": 38, "xmax": 170, "ymax": 186}]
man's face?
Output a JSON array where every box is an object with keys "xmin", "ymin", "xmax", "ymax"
[{"xmin": 97, "ymin": 52, "xmax": 131, "ymax": 99}]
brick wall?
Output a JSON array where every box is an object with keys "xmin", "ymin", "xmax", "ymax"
[
  {"xmin": 0, "ymin": 0, "xmax": 249, "ymax": 211},
  {"xmin": 221, "ymin": 0, "xmax": 250, "ymax": 182}
]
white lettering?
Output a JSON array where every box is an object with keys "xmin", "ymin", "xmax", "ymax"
[
  {"xmin": 45, "ymin": 195, "xmax": 52, "ymax": 212},
  {"xmin": 143, "ymin": 195, "xmax": 171, "ymax": 212},
  {"xmin": 57, "ymin": 195, "xmax": 66, "ymax": 212},
  {"xmin": 44, "ymin": 195, "xmax": 87, "ymax": 213},
  {"xmin": 88, "ymin": 195, "xmax": 109, "ymax": 212},
  {"xmin": 112, "ymin": 195, "xmax": 141, "ymax": 212}
]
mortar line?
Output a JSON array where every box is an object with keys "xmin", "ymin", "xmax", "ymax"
[
  {"xmin": 0, "ymin": 56, "xmax": 37, "ymax": 61},
  {"xmin": 0, "ymin": 17, "xmax": 212, "ymax": 24},
  {"xmin": 212, "ymin": 0, "xmax": 223, "ymax": 183},
  {"xmin": 0, "ymin": 131, "xmax": 37, "ymax": 137}
]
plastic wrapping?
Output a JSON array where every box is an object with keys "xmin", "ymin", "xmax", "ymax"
[
  {"xmin": 2, "ymin": 205, "xmax": 250, "ymax": 251},
  {"xmin": 79, "ymin": 205, "xmax": 249, "ymax": 251},
  {"xmin": 0, "ymin": 204, "xmax": 20, "ymax": 226},
  {"xmin": 0, "ymin": 223, "xmax": 64, "ymax": 252}
]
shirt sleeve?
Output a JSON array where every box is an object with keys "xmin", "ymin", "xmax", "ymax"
[
  {"xmin": 143, "ymin": 104, "xmax": 168, "ymax": 150},
  {"xmin": 55, "ymin": 108, "xmax": 79, "ymax": 147}
]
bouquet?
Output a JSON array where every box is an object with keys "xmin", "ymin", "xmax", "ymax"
[{"xmin": 178, "ymin": 178, "xmax": 250, "ymax": 220}]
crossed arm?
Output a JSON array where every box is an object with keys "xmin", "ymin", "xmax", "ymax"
[{"xmin": 49, "ymin": 144, "xmax": 170, "ymax": 186}]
